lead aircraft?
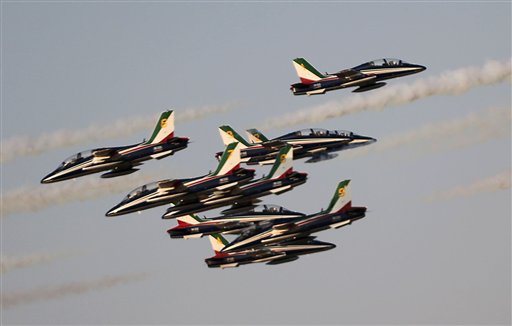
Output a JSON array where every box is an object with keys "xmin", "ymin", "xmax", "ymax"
[
  {"xmin": 41, "ymin": 110, "xmax": 189, "ymax": 183},
  {"xmin": 290, "ymin": 57, "xmax": 426, "ymax": 95},
  {"xmin": 106, "ymin": 142, "xmax": 254, "ymax": 216},
  {"xmin": 162, "ymin": 145, "xmax": 307, "ymax": 219},
  {"xmin": 220, "ymin": 180, "xmax": 366, "ymax": 253},
  {"xmin": 218, "ymin": 125, "xmax": 376, "ymax": 164}
]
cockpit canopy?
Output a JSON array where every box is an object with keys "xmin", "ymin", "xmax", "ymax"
[
  {"xmin": 61, "ymin": 150, "xmax": 93, "ymax": 167},
  {"xmin": 249, "ymin": 204, "xmax": 292, "ymax": 214},
  {"xmin": 123, "ymin": 182, "xmax": 159, "ymax": 201},
  {"xmin": 279, "ymin": 128, "xmax": 354, "ymax": 138},
  {"xmin": 354, "ymin": 58, "xmax": 405, "ymax": 69}
]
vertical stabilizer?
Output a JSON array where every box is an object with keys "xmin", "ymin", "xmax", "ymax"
[
  {"xmin": 266, "ymin": 145, "xmax": 293, "ymax": 180},
  {"xmin": 246, "ymin": 128, "xmax": 269, "ymax": 144},
  {"xmin": 211, "ymin": 142, "xmax": 241, "ymax": 176},
  {"xmin": 176, "ymin": 214, "xmax": 207, "ymax": 227},
  {"xmin": 209, "ymin": 233, "xmax": 229, "ymax": 254},
  {"xmin": 324, "ymin": 180, "xmax": 352, "ymax": 214},
  {"xmin": 218, "ymin": 126, "xmax": 250, "ymax": 148},
  {"xmin": 292, "ymin": 58, "xmax": 326, "ymax": 84},
  {"xmin": 146, "ymin": 110, "xmax": 175, "ymax": 144}
]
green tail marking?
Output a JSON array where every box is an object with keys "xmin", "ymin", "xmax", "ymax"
[
  {"xmin": 219, "ymin": 125, "xmax": 251, "ymax": 147},
  {"xmin": 294, "ymin": 58, "xmax": 326, "ymax": 79},
  {"xmin": 266, "ymin": 145, "xmax": 292, "ymax": 179},
  {"xmin": 325, "ymin": 180, "xmax": 351, "ymax": 213},
  {"xmin": 212, "ymin": 142, "xmax": 238, "ymax": 175},
  {"xmin": 146, "ymin": 110, "xmax": 173, "ymax": 144},
  {"xmin": 246, "ymin": 128, "xmax": 269, "ymax": 142}
]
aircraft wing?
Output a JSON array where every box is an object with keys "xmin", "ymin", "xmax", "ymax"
[
  {"xmin": 92, "ymin": 148, "xmax": 120, "ymax": 163},
  {"xmin": 157, "ymin": 179, "xmax": 188, "ymax": 193},
  {"xmin": 261, "ymin": 140, "xmax": 287, "ymax": 149},
  {"xmin": 333, "ymin": 69, "xmax": 377, "ymax": 87}
]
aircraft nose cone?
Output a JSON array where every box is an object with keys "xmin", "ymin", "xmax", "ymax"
[
  {"xmin": 40, "ymin": 173, "xmax": 55, "ymax": 184},
  {"xmin": 415, "ymin": 64, "xmax": 427, "ymax": 72},
  {"xmin": 105, "ymin": 206, "xmax": 121, "ymax": 217}
]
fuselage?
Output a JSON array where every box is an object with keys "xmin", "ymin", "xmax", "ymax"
[
  {"xmin": 41, "ymin": 137, "xmax": 189, "ymax": 183},
  {"xmin": 168, "ymin": 206, "xmax": 306, "ymax": 238},
  {"xmin": 106, "ymin": 168, "xmax": 255, "ymax": 217},
  {"xmin": 205, "ymin": 238, "xmax": 335, "ymax": 268}
]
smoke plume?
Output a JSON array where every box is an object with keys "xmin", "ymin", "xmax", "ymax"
[
  {"xmin": 1, "ymin": 172, "xmax": 159, "ymax": 217},
  {"xmin": 261, "ymin": 59, "xmax": 511, "ymax": 130},
  {"xmin": 1, "ymin": 103, "xmax": 235, "ymax": 163},
  {"xmin": 344, "ymin": 106, "xmax": 510, "ymax": 159},
  {"xmin": 3, "ymin": 273, "xmax": 147, "ymax": 308},
  {"xmin": 426, "ymin": 170, "xmax": 511, "ymax": 202},
  {"xmin": 1, "ymin": 251, "xmax": 77, "ymax": 274}
]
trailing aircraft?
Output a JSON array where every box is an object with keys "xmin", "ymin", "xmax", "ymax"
[
  {"xmin": 220, "ymin": 180, "xmax": 366, "ymax": 253},
  {"xmin": 167, "ymin": 204, "xmax": 305, "ymax": 239},
  {"xmin": 105, "ymin": 142, "xmax": 255, "ymax": 216},
  {"xmin": 41, "ymin": 111, "xmax": 189, "ymax": 183},
  {"xmin": 217, "ymin": 125, "xmax": 376, "ymax": 164},
  {"xmin": 204, "ymin": 233, "xmax": 335, "ymax": 268},
  {"xmin": 162, "ymin": 145, "xmax": 308, "ymax": 219},
  {"xmin": 290, "ymin": 57, "xmax": 426, "ymax": 95}
]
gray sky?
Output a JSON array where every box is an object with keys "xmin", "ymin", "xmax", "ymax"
[{"xmin": 1, "ymin": 2, "xmax": 510, "ymax": 325}]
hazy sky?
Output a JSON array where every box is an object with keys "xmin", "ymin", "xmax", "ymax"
[{"xmin": 1, "ymin": 2, "xmax": 510, "ymax": 325}]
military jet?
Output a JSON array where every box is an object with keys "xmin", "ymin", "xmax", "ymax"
[
  {"xmin": 162, "ymin": 145, "xmax": 308, "ymax": 219},
  {"xmin": 205, "ymin": 233, "xmax": 335, "ymax": 268},
  {"xmin": 290, "ymin": 57, "xmax": 426, "ymax": 95},
  {"xmin": 167, "ymin": 204, "xmax": 305, "ymax": 239},
  {"xmin": 41, "ymin": 111, "xmax": 189, "ymax": 183},
  {"xmin": 221, "ymin": 180, "xmax": 366, "ymax": 253},
  {"xmin": 106, "ymin": 142, "xmax": 255, "ymax": 216},
  {"xmin": 217, "ymin": 125, "xmax": 376, "ymax": 164}
]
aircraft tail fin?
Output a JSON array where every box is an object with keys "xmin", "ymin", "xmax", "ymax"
[
  {"xmin": 292, "ymin": 58, "xmax": 327, "ymax": 84},
  {"xmin": 176, "ymin": 214, "xmax": 207, "ymax": 227},
  {"xmin": 324, "ymin": 180, "xmax": 352, "ymax": 214},
  {"xmin": 218, "ymin": 126, "xmax": 250, "ymax": 148},
  {"xmin": 246, "ymin": 128, "xmax": 269, "ymax": 144},
  {"xmin": 209, "ymin": 233, "xmax": 229, "ymax": 254},
  {"xmin": 211, "ymin": 142, "xmax": 241, "ymax": 176},
  {"xmin": 266, "ymin": 145, "xmax": 293, "ymax": 180},
  {"xmin": 146, "ymin": 110, "xmax": 175, "ymax": 144}
]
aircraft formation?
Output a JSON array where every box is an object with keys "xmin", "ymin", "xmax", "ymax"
[{"xmin": 41, "ymin": 57, "xmax": 425, "ymax": 268}]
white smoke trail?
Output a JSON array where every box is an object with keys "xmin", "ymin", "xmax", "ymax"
[
  {"xmin": 1, "ymin": 172, "xmax": 160, "ymax": 217},
  {"xmin": 426, "ymin": 170, "xmax": 511, "ymax": 202},
  {"xmin": 3, "ymin": 273, "xmax": 147, "ymax": 308},
  {"xmin": 1, "ymin": 251, "xmax": 77, "ymax": 274},
  {"xmin": 0, "ymin": 103, "xmax": 236, "ymax": 163},
  {"xmin": 344, "ymin": 106, "xmax": 511, "ymax": 159},
  {"xmin": 261, "ymin": 59, "xmax": 511, "ymax": 130}
]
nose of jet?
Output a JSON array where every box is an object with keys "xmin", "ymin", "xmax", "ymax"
[
  {"xmin": 40, "ymin": 172, "xmax": 56, "ymax": 184},
  {"xmin": 413, "ymin": 64, "xmax": 427, "ymax": 72},
  {"xmin": 105, "ymin": 205, "xmax": 122, "ymax": 217}
]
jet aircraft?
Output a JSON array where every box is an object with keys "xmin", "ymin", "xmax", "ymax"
[
  {"xmin": 221, "ymin": 180, "xmax": 366, "ymax": 253},
  {"xmin": 106, "ymin": 142, "xmax": 254, "ymax": 216},
  {"xmin": 167, "ymin": 205, "xmax": 305, "ymax": 239},
  {"xmin": 205, "ymin": 233, "xmax": 335, "ymax": 268},
  {"xmin": 217, "ymin": 125, "xmax": 376, "ymax": 164},
  {"xmin": 290, "ymin": 57, "xmax": 426, "ymax": 95},
  {"xmin": 162, "ymin": 145, "xmax": 308, "ymax": 219},
  {"xmin": 41, "ymin": 111, "xmax": 189, "ymax": 183}
]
